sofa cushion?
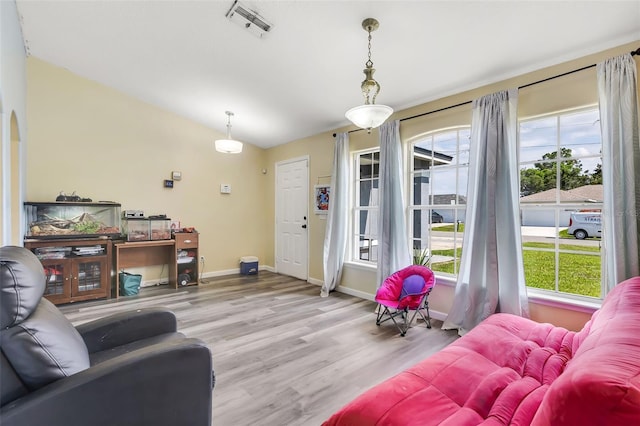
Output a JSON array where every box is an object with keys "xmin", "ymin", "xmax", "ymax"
[
  {"xmin": 324, "ymin": 312, "xmax": 578, "ymax": 425},
  {"xmin": 0, "ymin": 246, "xmax": 46, "ymax": 329},
  {"xmin": 532, "ymin": 276, "xmax": 640, "ymax": 425},
  {"xmin": 1, "ymin": 298, "xmax": 90, "ymax": 390}
]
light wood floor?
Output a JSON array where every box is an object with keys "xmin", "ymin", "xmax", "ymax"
[{"xmin": 60, "ymin": 272, "xmax": 459, "ymax": 425}]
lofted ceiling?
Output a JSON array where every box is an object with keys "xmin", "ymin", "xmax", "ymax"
[{"xmin": 16, "ymin": 0, "xmax": 640, "ymax": 149}]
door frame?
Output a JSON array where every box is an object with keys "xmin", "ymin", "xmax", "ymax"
[{"xmin": 275, "ymin": 155, "xmax": 309, "ymax": 280}]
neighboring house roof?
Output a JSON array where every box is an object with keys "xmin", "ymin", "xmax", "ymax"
[
  {"xmin": 520, "ymin": 185, "xmax": 603, "ymax": 203},
  {"xmin": 414, "ymin": 147, "xmax": 454, "ymax": 164}
]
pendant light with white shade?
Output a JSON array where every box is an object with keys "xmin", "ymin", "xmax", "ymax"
[
  {"xmin": 215, "ymin": 111, "xmax": 243, "ymax": 154},
  {"xmin": 345, "ymin": 18, "xmax": 393, "ymax": 133}
]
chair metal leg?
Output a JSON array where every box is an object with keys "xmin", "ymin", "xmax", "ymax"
[
  {"xmin": 394, "ymin": 309, "xmax": 420, "ymax": 337},
  {"xmin": 402, "ymin": 308, "xmax": 422, "ymax": 336},
  {"xmin": 376, "ymin": 305, "xmax": 411, "ymax": 336},
  {"xmin": 376, "ymin": 304, "xmax": 388, "ymax": 325},
  {"xmin": 376, "ymin": 305, "xmax": 398, "ymax": 326},
  {"xmin": 395, "ymin": 309, "xmax": 409, "ymax": 336},
  {"xmin": 376, "ymin": 293, "xmax": 433, "ymax": 336},
  {"xmin": 416, "ymin": 299, "xmax": 432, "ymax": 329}
]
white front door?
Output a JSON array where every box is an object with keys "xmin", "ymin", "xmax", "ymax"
[{"xmin": 275, "ymin": 157, "xmax": 308, "ymax": 280}]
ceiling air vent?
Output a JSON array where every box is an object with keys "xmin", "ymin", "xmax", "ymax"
[{"xmin": 225, "ymin": 0, "xmax": 273, "ymax": 38}]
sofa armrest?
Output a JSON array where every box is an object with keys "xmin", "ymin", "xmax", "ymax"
[
  {"xmin": 0, "ymin": 337, "xmax": 213, "ymax": 426},
  {"xmin": 75, "ymin": 308, "xmax": 178, "ymax": 353}
]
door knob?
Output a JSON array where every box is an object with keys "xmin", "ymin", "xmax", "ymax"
[{"xmin": 302, "ymin": 224, "xmax": 307, "ymax": 229}]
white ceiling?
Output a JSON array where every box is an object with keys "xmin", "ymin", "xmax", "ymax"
[{"xmin": 16, "ymin": 0, "xmax": 640, "ymax": 149}]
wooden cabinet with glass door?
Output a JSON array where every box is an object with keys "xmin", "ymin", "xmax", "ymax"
[{"xmin": 24, "ymin": 238, "xmax": 112, "ymax": 304}]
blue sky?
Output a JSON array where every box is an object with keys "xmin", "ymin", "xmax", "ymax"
[
  {"xmin": 520, "ymin": 108, "xmax": 601, "ymax": 174},
  {"xmin": 413, "ymin": 108, "xmax": 601, "ymax": 199}
]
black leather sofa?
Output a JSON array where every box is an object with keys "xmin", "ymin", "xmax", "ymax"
[{"xmin": 0, "ymin": 246, "xmax": 214, "ymax": 426}]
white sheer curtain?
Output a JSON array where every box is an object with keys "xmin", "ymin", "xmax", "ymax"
[
  {"xmin": 597, "ymin": 53, "xmax": 640, "ymax": 291},
  {"xmin": 443, "ymin": 89, "xmax": 529, "ymax": 335},
  {"xmin": 321, "ymin": 132, "xmax": 350, "ymax": 297},
  {"xmin": 376, "ymin": 120, "xmax": 411, "ymax": 287}
]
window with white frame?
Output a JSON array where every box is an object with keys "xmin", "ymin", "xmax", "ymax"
[
  {"xmin": 519, "ymin": 106, "xmax": 604, "ymax": 300},
  {"xmin": 410, "ymin": 127, "xmax": 470, "ymax": 275},
  {"xmin": 353, "ymin": 149, "xmax": 380, "ymax": 263}
]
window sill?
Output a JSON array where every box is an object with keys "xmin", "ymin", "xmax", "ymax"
[
  {"xmin": 433, "ymin": 274, "xmax": 457, "ymax": 287},
  {"xmin": 526, "ymin": 288, "xmax": 601, "ymax": 314},
  {"xmin": 343, "ymin": 261, "xmax": 377, "ymax": 272},
  {"xmin": 433, "ymin": 274, "xmax": 600, "ymax": 314}
]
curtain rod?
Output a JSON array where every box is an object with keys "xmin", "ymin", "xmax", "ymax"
[{"xmin": 334, "ymin": 46, "xmax": 640, "ymax": 137}]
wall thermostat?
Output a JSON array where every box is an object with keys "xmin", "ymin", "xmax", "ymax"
[
  {"xmin": 172, "ymin": 171, "xmax": 182, "ymax": 181},
  {"xmin": 164, "ymin": 180, "xmax": 174, "ymax": 188},
  {"xmin": 220, "ymin": 184, "xmax": 231, "ymax": 194}
]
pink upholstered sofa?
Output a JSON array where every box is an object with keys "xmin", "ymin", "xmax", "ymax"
[{"xmin": 323, "ymin": 276, "xmax": 640, "ymax": 425}]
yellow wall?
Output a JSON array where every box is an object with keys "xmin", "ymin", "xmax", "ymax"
[{"xmin": 26, "ymin": 58, "xmax": 270, "ymax": 277}]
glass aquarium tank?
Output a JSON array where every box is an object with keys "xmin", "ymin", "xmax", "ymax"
[
  {"xmin": 121, "ymin": 218, "xmax": 150, "ymax": 241},
  {"xmin": 24, "ymin": 202, "xmax": 121, "ymax": 239}
]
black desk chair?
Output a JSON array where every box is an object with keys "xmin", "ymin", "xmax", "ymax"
[{"xmin": 0, "ymin": 246, "xmax": 213, "ymax": 426}]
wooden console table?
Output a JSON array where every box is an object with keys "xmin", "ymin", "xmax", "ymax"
[{"xmin": 114, "ymin": 240, "xmax": 177, "ymax": 298}]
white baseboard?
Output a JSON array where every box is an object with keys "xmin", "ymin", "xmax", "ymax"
[
  {"xmin": 199, "ymin": 264, "xmax": 276, "ymax": 280},
  {"xmin": 429, "ymin": 309, "xmax": 447, "ymax": 322},
  {"xmin": 307, "ymin": 277, "xmax": 322, "ymax": 286},
  {"xmin": 200, "ymin": 269, "xmax": 238, "ymax": 279},
  {"xmin": 140, "ymin": 279, "xmax": 169, "ymax": 288},
  {"xmin": 335, "ymin": 286, "xmax": 376, "ymax": 302}
]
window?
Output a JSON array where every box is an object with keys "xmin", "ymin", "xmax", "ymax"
[
  {"xmin": 519, "ymin": 107, "xmax": 603, "ymax": 300},
  {"xmin": 353, "ymin": 150, "xmax": 379, "ymax": 263},
  {"xmin": 410, "ymin": 127, "xmax": 470, "ymax": 275}
]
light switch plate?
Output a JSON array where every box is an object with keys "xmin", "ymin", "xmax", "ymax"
[{"xmin": 220, "ymin": 184, "xmax": 231, "ymax": 194}]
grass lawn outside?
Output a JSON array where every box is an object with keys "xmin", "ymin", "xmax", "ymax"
[
  {"xmin": 429, "ymin": 242, "xmax": 601, "ymax": 298},
  {"xmin": 433, "ymin": 224, "xmax": 464, "ymax": 232}
]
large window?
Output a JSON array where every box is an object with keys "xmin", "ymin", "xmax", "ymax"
[
  {"xmin": 350, "ymin": 108, "xmax": 605, "ymax": 302},
  {"xmin": 353, "ymin": 150, "xmax": 379, "ymax": 263},
  {"xmin": 519, "ymin": 107, "xmax": 603, "ymax": 299},
  {"xmin": 410, "ymin": 127, "xmax": 470, "ymax": 275}
]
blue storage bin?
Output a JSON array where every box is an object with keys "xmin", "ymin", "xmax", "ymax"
[{"xmin": 240, "ymin": 256, "xmax": 259, "ymax": 275}]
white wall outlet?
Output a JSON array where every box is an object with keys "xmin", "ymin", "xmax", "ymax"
[{"xmin": 220, "ymin": 184, "xmax": 231, "ymax": 194}]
